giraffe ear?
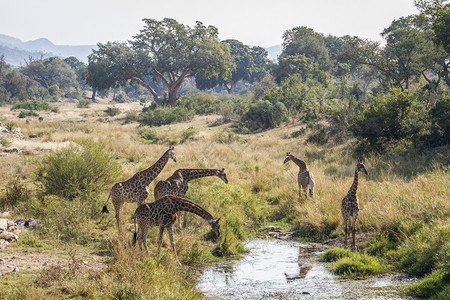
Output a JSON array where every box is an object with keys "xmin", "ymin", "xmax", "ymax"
[{"xmin": 216, "ymin": 217, "xmax": 221, "ymax": 223}]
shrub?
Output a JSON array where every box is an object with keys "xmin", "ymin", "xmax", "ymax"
[
  {"xmin": 181, "ymin": 127, "xmax": 198, "ymax": 142},
  {"xmin": 18, "ymin": 110, "xmax": 39, "ymax": 118},
  {"xmin": 77, "ymin": 99, "xmax": 91, "ymax": 108},
  {"xmin": 137, "ymin": 126, "xmax": 159, "ymax": 143},
  {"xmin": 0, "ymin": 177, "xmax": 30, "ymax": 209},
  {"xmin": 179, "ymin": 93, "xmax": 218, "ymax": 115},
  {"xmin": 240, "ymin": 100, "xmax": 287, "ymax": 132},
  {"xmin": 11, "ymin": 100, "xmax": 51, "ymax": 111},
  {"xmin": 104, "ymin": 107, "xmax": 121, "ymax": 117},
  {"xmin": 290, "ymin": 128, "xmax": 306, "ymax": 138},
  {"xmin": 350, "ymin": 89, "xmax": 427, "ymax": 153},
  {"xmin": 35, "ymin": 140, "xmax": 121, "ymax": 200},
  {"xmin": 307, "ymin": 126, "xmax": 329, "ymax": 144},
  {"xmin": 139, "ymin": 106, "xmax": 194, "ymax": 126}
]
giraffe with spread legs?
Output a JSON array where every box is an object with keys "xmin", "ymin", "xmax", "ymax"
[
  {"xmin": 154, "ymin": 168, "xmax": 228, "ymax": 228},
  {"xmin": 134, "ymin": 195, "xmax": 220, "ymax": 264},
  {"xmin": 284, "ymin": 152, "xmax": 315, "ymax": 198},
  {"xmin": 102, "ymin": 146, "xmax": 176, "ymax": 234},
  {"xmin": 341, "ymin": 159, "xmax": 368, "ymax": 251}
]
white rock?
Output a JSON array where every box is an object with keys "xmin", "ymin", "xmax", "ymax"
[
  {"xmin": 0, "ymin": 231, "xmax": 18, "ymax": 241},
  {"xmin": 0, "ymin": 219, "xmax": 7, "ymax": 231}
]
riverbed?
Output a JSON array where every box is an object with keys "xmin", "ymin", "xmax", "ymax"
[{"xmin": 197, "ymin": 239, "xmax": 416, "ymax": 299}]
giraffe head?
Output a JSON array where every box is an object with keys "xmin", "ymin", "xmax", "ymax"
[
  {"xmin": 284, "ymin": 152, "xmax": 294, "ymax": 164},
  {"xmin": 356, "ymin": 159, "xmax": 368, "ymax": 175},
  {"xmin": 217, "ymin": 168, "xmax": 228, "ymax": 184},
  {"xmin": 167, "ymin": 146, "xmax": 176, "ymax": 162},
  {"xmin": 209, "ymin": 218, "xmax": 221, "ymax": 237}
]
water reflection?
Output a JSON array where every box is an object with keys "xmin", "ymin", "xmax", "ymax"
[{"xmin": 197, "ymin": 239, "xmax": 415, "ymax": 300}]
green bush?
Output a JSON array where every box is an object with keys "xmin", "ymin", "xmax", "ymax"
[
  {"xmin": 179, "ymin": 93, "xmax": 218, "ymax": 115},
  {"xmin": 77, "ymin": 99, "xmax": 91, "ymax": 108},
  {"xmin": 139, "ymin": 106, "xmax": 194, "ymax": 126},
  {"xmin": 307, "ymin": 126, "xmax": 329, "ymax": 144},
  {"xmin": 36, "ymin": 140, "xmax": 121, "ymax": 200},
  {"xmin": 350, "ymin": 89, "xmax": 427, "ymax": 153},
  {"xmin": 0, "ymin": 177, "xmax": 30, "ymax": 210},
  {"xmin": 241, "ymin": 100, "xmax": 287, "ymax": 132},
  {"xmin": 426, "ymin": 97, "xmax": 450, "ymax": 147},
  {"xmin": 104, "ymin": 107, "xmax": 121, "ymax": 117},
  {"xmin": 137, "ymin": 126, "xmax": 159, "ymax": 143},
  {"xmin": 181, "ymin": 127, "xmax": 198, "ymax": 142},
  {"xmin": 11, "ymin": 100, "xmax": 51, "ymax": 111},
  {"xmin": 18, "ymin": 110, "xmax": 39, "ymax": 118}
]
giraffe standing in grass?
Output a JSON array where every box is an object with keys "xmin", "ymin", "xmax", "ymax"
[
  {"xmin": 103, "ymin": 147, "xmax": 176, "ymax": 234},
  {"xmin": 134, "ymin": 195, "xmax": 220, "ymax": 264},
  {"xmin": 154, "ymin": 168, "xmax": 228, "ymax": 228},
  {"xmin": 284, "ymin": 152, "xmax": 315, "ymax": 198},
  {"xmin": 341, "ymin": 159, "xmax": 368, "ymax": 251}
]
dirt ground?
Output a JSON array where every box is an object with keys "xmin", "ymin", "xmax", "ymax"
[{"xmin": 0, "ymin": 250, "xmax": 108, "ymax": 275}]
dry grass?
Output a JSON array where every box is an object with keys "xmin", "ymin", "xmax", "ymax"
[{"xmin": 0, "ymin": 101, "xmax": 448, "ymax": 298}]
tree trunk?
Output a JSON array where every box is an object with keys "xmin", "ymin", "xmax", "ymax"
[
  {"xmin": 91, "ymin": 88, "xmax": 97, "ymax": 102},
  {"xmin": 130, "ymin": 77, "xmax": 160, "ymax": 105}
]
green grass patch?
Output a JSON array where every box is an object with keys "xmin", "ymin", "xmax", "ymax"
[
  {"xmin": 331, "ymin": 252, "xmax": 390, "ymax": 279},
  {"xmin": 407, "ymin": 269, "xmax": 450, "ymax": 299},
  {"xmin": 318, "ymin": 247, "xmax": 353, "ymax": 262}
]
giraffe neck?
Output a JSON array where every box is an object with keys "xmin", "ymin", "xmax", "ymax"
[
  {"xmin": 138, "ymin": 151, "xmax": 169, "ymax": 186},
  {"xmin": 347, "ymin": 166, "xmax": 359, "ymax": 198},
  {"xmin": 170, "ymin": 196, "xmax": 214, "ymax": 222},
  {"xmin": 177, "ymin": 169, "xmax": 219, "ymax": 182},
  {"xmin": 291, "ymin": 157, "xmax": 307, "ymax": 171}
]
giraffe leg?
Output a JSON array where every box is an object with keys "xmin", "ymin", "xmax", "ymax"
[
  {"xmin": 114, "ymin": 201, "xmax": 122, "ymax": 235},
  {"xmin": 351, "ymin": 214, "xmax": 358, "ymax": 251},
  {"xmin": 156, "ymin": 225, "xmax": 164, "ymax": 259},
  {"xmin": 176, "ymin": 212, "xmax": 182, "ymax": 229},
  {"xmin": 343, "ymin": 216, "xmax": 349, "ymax": 249},
  {"xmin": 167, "ymin": 225, "xmax": 181, "ymax": 265},
  {"xmin": 309, "ymin": 178, "xmax": 315, "ymax": 197}
]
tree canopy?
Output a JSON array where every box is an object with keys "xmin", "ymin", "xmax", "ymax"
[{"xmin": 84, "ymin": 18, "xmax": 235, "ymax": 106}]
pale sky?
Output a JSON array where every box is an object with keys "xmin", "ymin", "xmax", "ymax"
[{"xmin": 2, "ymin": 0, "xmax": 418, "ymax": 47}]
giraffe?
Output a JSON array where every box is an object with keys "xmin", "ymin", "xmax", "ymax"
[
  {"xmin": 284, "ymin": 152, "xmax": 315, "ymax": 198},
  {"xmin": 341, "ymin": 159, "xmax": 368, "ymax": 251},
  {"xmin": 133, "ymin": 195, "xmax": 220, "ymax": 264},
  {"xmin": 154, "ymin": 168, "xmax": 228, "ymax": 228},
  {"xmin": 102, "ymin": 146, "xmax": 176, "ymax": 234}
]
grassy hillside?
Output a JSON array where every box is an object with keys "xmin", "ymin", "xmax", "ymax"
[{"xmin": 0, "ymin": 101, "xmax": 448, "ymax": 298}]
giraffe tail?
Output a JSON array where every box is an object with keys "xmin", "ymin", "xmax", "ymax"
[
  {"xmin": 101, "ymin": 193, "xmax": 111, "ymax": 214},
  {"xmin": 133, "ymin": 213, "xmax": 137, "ymax": 246}
]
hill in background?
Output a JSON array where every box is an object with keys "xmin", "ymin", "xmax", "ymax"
[
  {"xmin": 0, "ymin": 34, "xmax": 282, "ymax": 66},
  {"xmin": 0, "ymin": 34, "xmax": 96, "ymax": 66}
]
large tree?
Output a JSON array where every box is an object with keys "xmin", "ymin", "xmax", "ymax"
[
  {"xmin": 20, "ymin": 57, "xmax": 78, "ymax": 90},
  {"xmin": 85, "ymin": 18, "xmax": 234, "ymax": 106},
  {"xmin": 275, "ymin": 26, "xmax": 332, "ymax": 84},
  {"xmin": 195, "ymin": 39, "xmax": 270, "ymax": 94},
  {"xmin": 132, "ymin": 18, "xmax": 234, "ymax": 105}
]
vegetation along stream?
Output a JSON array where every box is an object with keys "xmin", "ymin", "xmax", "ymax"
[{"xmin": 198, "ymin": 239, "xmax": 417, "ymax": 300}]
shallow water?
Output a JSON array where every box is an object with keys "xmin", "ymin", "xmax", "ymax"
[{"xmin": 197, "ymin": 239, "xmax": 416, "ymax": 299}]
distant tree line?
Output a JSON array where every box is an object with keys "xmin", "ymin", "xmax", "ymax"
[{"xmin": 0, "ymin": 0, "xmax": 448, "ymax": 153}]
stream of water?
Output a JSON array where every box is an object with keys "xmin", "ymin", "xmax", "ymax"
[{"xmin": 197, "ymin": 239, "xmax": 416, "ymax": 300}]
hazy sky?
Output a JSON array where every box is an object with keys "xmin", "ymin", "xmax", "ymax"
[{"xmin": 2, "ymin": 0, "xmax": 418, "ymax": 47}]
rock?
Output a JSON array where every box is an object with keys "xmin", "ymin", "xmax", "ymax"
[
  {"xmin": 2, "ymin": 147, "xmax": 19, "ymax": 153},
  {"xmin": 0, "ymin": 239, "xmax": 10, "ymax": 249},
  {"xmin": 29, "ymin": 134, "xmax": 38, "ymax": 138},
  {"xmin": 0, "ymin": 231, "xmax": 19, "ymax": 241},
  {"xmin": 0, "ymin": 219, "xmax": 7, "ymax": 231},
  {"xmin": 0, "ymin": 212, "xmax": 10, "ymax": 218}
]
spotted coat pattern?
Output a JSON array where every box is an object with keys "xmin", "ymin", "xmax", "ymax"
[
  {"xmin": 134, "ymin": 195, "xmax": 220, "ymax": 262},
  {"xmin": 341, "ymin": 159, "xmax": 368, "ymax": 250},
  {"xmin": 104, "ymin": 147, "xmax": 176, "ymax": 233}
]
